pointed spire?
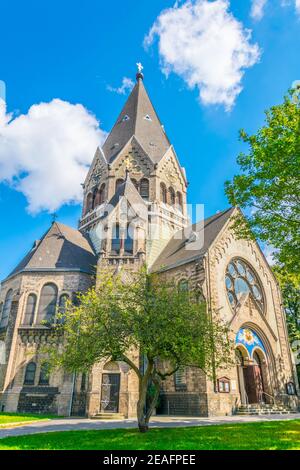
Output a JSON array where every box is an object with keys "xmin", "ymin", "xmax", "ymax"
[{"xmin": 101, "ymin": 65, "xmax": 170, "ymax": 164}]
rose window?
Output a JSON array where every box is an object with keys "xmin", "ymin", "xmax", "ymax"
[{"xmin": 225, "ymin": 258, "xmax": 264, "ymax": 312}]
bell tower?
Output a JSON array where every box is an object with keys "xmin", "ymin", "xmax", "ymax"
[{"xmin": 79, "ymin": 65, "xmax": 189, "ymax": 268}]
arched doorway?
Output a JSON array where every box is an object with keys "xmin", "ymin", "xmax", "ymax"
[
  {"xmin": 235, "ymin": 328, "xmax": 270, "ymax": 405},
  {"xmin": 100, "ymin": 362, "xmax": 120, "ymax": 413}
]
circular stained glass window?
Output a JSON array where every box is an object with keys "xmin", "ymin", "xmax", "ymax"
[
  {"xmin": 228, "ymin": 263, "xmax": 237, "ymax": 277},
  {"xmin": 252, "ymin": 285, "xmax": 262, "ymax": 300},
  {"xmin": 225, "ymin": 276, "xmax": 232, "ymax": 289},
  {"xmin": 228, "ymin": 292, "xmax": 236, "ymax": 307},
  {"xmin": 225, "ymin": 258, "xmax": 265, "ymax": 313},
  {"xmin": 246, "ymin": 270, "xmax": 255, "ymax": 284}
]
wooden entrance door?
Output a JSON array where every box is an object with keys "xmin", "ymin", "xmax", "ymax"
[
  {"xmin": 243, "ymin": 365, "xmax": 265, "ymax": 404},
  {"xmin": 101, "ymin": 373, "xmax": 120, "ymax": 412}
]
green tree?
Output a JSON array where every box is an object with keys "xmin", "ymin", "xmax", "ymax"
[
  {"xmin": 225, "ymin": 90, "xmax": 300, "ymax": 276},
  {"xmin": 274, "ymin": 267, "xmax": 300, "ymax": 381},
  {"xmin": 49, "ymin": 268, "xmax": 233, "ymax": 432}
]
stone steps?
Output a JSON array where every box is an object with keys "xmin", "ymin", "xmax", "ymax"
[
  {"xmin": 235, "ymin": 404, "xmax": 297, "ymax": 416},
  {"xmin": 90, "ymin": 412, "xmax": 124, "ymax": 420}
]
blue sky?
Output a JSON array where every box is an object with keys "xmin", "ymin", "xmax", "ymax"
[{"xmin": 0, "ymin": 0, "xmax": 299, "ymax": 280}]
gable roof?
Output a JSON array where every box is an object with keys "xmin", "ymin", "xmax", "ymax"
[
  {"xmin": 151, "ymin": 207, "xmax": 235, "ymax": 272},
  {"xmin": 104, "ymin": 173, "xmax": 148, "ymax": 222},
  {"xmin": 5, "ymin": 222, "xmax": 97, "ymax": 280},
  {"xmin": 102, "ymin": 77, "xmax": 171, "ymax": 164}
]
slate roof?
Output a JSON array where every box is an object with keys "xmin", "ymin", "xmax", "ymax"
[
  {"xmin": 102, "ymin": 77, "xmax": 171, "ymax": 164},
  {"xmin": 151, "ymin": 208, "xmax": 235, "ymax": 272},
  {"xmin": 6, "ymin": 222, "xmax": 97, "ymax": 280}
]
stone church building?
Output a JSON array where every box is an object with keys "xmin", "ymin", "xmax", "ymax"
[{"xmin": 0, "ymin": 69, "xmax": 298, "ymax": 417}]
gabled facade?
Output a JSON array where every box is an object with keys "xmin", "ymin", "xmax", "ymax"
[{"xmin": 0, "ymin": 70, "xmax": 298, "ymax": 418}]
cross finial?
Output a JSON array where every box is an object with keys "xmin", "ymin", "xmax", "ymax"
[
  {"xmin": 136, "ymin": 62, "xmax": 144, "ymax": 81},
  {"xmin": 136, "ymin": 62, "xmax": 143, "ymax": 73}
]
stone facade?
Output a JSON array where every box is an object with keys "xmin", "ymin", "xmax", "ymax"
[{"xmin": 0, "ymin": 72, "xmax": 298, "ymax": 418}]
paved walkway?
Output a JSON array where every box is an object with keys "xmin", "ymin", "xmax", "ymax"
[{"xmin": 0, "ymin": 413, "xmax": 299, "ymax": 439}]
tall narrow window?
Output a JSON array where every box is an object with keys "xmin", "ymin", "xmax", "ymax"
[
  {"xmin": 174, "ymin": 367, "xmax": 187, "ymax": 391},
  {"xmin": 160, "ymin": 183, "xmax": 167, "ymax": 203},
  {"xmin": 23, "ymin": 294, "xmax": 37, "ymax": 326},
  {"xmin": 124, "ymin": 225, "xmax": 133, "ymax": 255},
  {"xmin": 0, "ymin": 289, "xmax": 13, "ymax": 328},
  {"xmin": 140, "ymin": 178, "xmax": 149, "ymax": 200},
  {"xmin": 111, "ymin": 224, "xmax": 121, "ymax": 254},
  {"xmin": 24, "ymin": 362, "xmax": 36, "ymax": 385},
  {"xmin": 95, "ymin": 183, "xmax": 105, "ymax": 206},
  {"xmin": 131, "ymin": 179, "xmax": 139, "ymax": 191},
  {"xmin": 115, "ymin": 179, "xmax": 124, "ymax": 192},
  {"xmin": 86, "ymin": 193, "xmax": 94, "ymax": 213},
  {"xmin": 39, "ymin": 362, "xmax": 50, "ymax": 385},
  {"xmin": 37, "ymin": 283, "xmax": 58, "ymax": 325},
  {"xmin": 176, "ymin": 192, "xmax": 183, "ymax": 211},
  {"xmin": 168, "ymin": 187, "xmax": 175, "ymax": 206},
  {"xmin": 57, "ymin": 294, "xmax": 69, "ymax": 324},
  {"xmin": 99, "ymin": 183, "xmax": 105, "ymax": 204}
]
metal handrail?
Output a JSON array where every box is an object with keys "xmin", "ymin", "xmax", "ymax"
[
  {"xmin": 275, "ymin": 393, "xmax": 291, "ymax": 407},
  {"xmin": 259, "ymin": 391, "xmax": 276, "ymax": 405}
]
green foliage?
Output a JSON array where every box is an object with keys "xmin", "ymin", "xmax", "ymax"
[
  {"xmin": 273, "ymin": 266, "xmax": 300, "ymax": 381},
  {"xmin": 48, "ymin": 267, "xmax": 233, "ymax": 431},
  {"xmin": 225, "ymin": 91, "xmax": 300, "ymax": 275}
]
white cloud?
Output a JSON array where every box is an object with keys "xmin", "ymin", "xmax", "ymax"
[
  {"xmin": 250, "ymin": 0, "xmax": 267, "ymax": 20},
  {"xmin": 262, "ymin": 245, "xmax": 277, "ymax": 266},
  {"xmin": 144, "ymin": 0, "xmax": 260, "ymax": 110},
  {"xmin": 281, "ymin": 0, "xmax": 300, "ymax": 13},
  {"xmin": 107, "ymin": 77, "xmax": 135, "ymax": 95},
  {"xmin": 0, "ymin": 98, "xmax": 106, "ymax": 214}
]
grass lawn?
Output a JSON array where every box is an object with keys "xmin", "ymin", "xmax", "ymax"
[
  {"xmin": 0, "ymin": 419, "xmax": 299, "ymax": 450},
  {"xmin": 0, "ymin": 412, "xmax": 57, "ymax": 426}
]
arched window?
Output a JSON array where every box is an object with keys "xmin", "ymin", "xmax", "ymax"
[
  {"xmin": 24, "ymin": 362, "xmax": 36, "ymax": 385},
  {"xmin": 160, "ymin": 183, "xmax": 167, "ymax": 203},
  {"xmin": 168, "ymin": 187, "xmax": 175, "ymax": 206},
  {"xmin": 99, "ymin": 184, "xmax": 105, "ymax": 204},
  {"xmin": 115, "ymin": 179, "xmax": 124, "ymax": 192},
  {"xmin": 140, "ymin": 178, "xmax": 149, "ymax": 200},
  {"xmin": 39, "ymin": 362, "xmax": 50, "ymax": 385},
  {"xmin": 131, "ymin": 179, "xmax": 139, "ymax": 191},
  {"xmin": 124, "ymin": 225, "xmax": 133, "ymax": 255},
  {"xmin": 178, "ymin": 279, "xmax": 189, "ymax": 292},
  {"xmin": 86, "ymin": 192, "xmax": 94, "ymax": 213},
  {"xmin": 174, "ymin": 367, "xmax": 187, "ymax": 391},
  {"xmin": 23, "ymin": 294, "xmax": 37, "ymax": 326},
  {"xmin": 57, "ymin": 294, "xmax": 69, "ymax": 324},
  {"xmin": 94, "ymin": 183, "xmax": 105, "ymax": 207},
  {"xmin": 176, "ymin": 192, "xmax": 183, "ymax": 211},
  {"xmin": 37, "ymin": 283, "xmax": 58, "ymax": 324},
  {"xmin": 0, "ymin": 289, "xmax": 13, "ymax": 328},
  {"xmin": 111, "ymin": 224, "xmax": 121, "ymax": 254}
]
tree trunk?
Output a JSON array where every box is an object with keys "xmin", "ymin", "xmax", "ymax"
[
  {"xmin": 145, "ymin": 380, "xmax": 160, "ymax": 426},
  {"xmin": 136, "ymin": 375, "xmax": 148, "ymax": 432}
]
